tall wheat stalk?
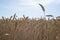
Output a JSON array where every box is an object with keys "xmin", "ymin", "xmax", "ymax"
[{"xmin": 39, "ymin": 3, "xmax": 45, "ymax": 18}]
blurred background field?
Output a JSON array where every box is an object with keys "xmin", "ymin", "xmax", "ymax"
[{"xmin": 0, "ymin": 14, "xmax": 60, "ymax": 40}]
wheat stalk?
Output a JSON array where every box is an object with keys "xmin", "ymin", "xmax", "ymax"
[{"xmin": 39, "ymin": 4, "xmax": 45, "ymax": 13}]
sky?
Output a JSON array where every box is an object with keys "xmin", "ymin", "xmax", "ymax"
[{"xmin": 0, "ymin": 0, "xmax": 60, "ymax": 18}]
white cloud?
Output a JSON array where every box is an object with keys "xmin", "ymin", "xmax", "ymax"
[
  {"xmin": 39, "ymin": 0, "xmax": 60, "ymax": 5},
  {"xmin": 38, "ymin": 0, "xmax": 55, "ymax": 5},
  {"xmin": 19, "ymin": 0, "xmax": 60, "ymax": 6}
]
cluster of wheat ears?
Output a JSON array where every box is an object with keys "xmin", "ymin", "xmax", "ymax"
[{"xmin": 0, "ymin": 13, "xmax": 60, "ymax": 40}]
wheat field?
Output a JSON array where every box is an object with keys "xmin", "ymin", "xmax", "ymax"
[{"xmin": 0, "ymin": 14, "xmax": 60, "ymax": 40}]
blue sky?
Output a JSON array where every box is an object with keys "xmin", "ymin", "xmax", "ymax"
[{"xmin": 0, "ymin": 0, "xmax": 60, "ymax": 18}]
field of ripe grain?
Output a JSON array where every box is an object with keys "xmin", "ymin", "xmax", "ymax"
[{"xmin": 0, "ymin": 15, "xmax": 60, "ymax": 40}]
